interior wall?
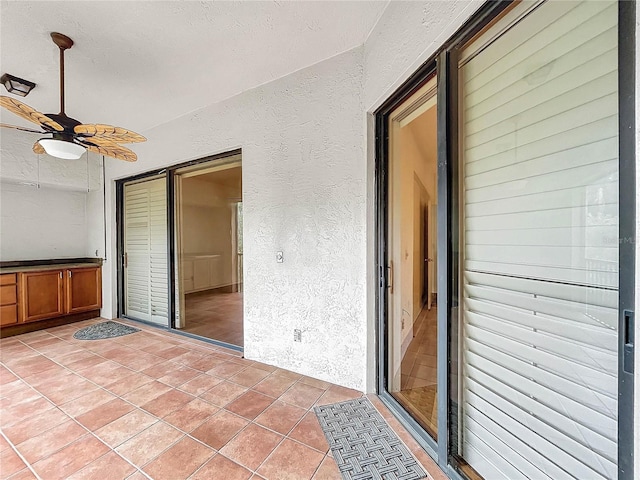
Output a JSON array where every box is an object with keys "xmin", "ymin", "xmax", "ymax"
[
  {"xmin": 180, "ymin": 174, "xmax": 239, "ymax": 287},
  {"xmin": 397, "ymin": 107, "xmax": 438, "ymax": 354}
]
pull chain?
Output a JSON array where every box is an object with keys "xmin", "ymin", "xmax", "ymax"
[{"xmin": 86, "ymin": 151, "xmax": 90, "ymax": 192}]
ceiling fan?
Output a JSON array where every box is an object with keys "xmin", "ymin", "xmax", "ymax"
[{"xmin": 0, "ymin": 32, "xmax": 145, "ymax": 161}]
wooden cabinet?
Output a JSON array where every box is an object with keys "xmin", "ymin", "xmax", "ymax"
[
  {"xmin": 0, "ymin": 274, "xmax": 18, "ymax": 326},
  {"xmin": 12, "ymin": 266, "xmax": 102, "ymax": 324},
  {"xmin": 20, "ymin": 270, "xmax": 65, "ymax": 322},
  {"xmin": 182, "ymin": 255, "xmax": 224, "ymax": 294},
  {"xmin": 66, "ymin": 267, "xmax": 102, "ymax": 314}
]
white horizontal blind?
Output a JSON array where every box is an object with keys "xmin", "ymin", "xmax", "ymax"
[
  {"xmin": 124, "ymin": 178, "xmax": 168, "ymax": 325},
  {"xmin": 460, "ymin": 1, "xmax": 618, "ymax": 479}
]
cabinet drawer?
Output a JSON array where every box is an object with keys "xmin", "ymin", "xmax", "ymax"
[
  {"xmin": 0, "ymin": 274, "xmax": 16, "ymax": 286},
  {"xmin": 0, "ymin": 285, "xmax": 17, "ymax": 306},
  {"xmin": 0, "ymin": 305, "xmax": 17, "ymax": 326}
]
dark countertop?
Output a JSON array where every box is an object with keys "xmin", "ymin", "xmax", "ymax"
[{"xmin": 0, "ymin": 258, "xmax": 103, "ymax": 274}]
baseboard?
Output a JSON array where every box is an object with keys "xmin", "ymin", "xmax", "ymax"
[
  {"xmin": 185, "ymin": 284, "xmax": 241, "ymax": 296},
  {"xmin": 0, "ymin": 310, "xmax": 101, "ymax": 338}
]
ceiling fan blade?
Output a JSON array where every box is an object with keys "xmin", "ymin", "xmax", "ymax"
[
  {"xmin": 0, "ymin": 123, "xmax": 46, "ymax": 134},
  {"xmin": 79, "ymin": 137, "xmax": 137, "ymax": 162},
  {"xmin": 74, "ymin": 124, "xmax": 146, "ymax": 144},
  {"xmin": 33, "ymin": 141, "xmax": 45, "ymax": 155},
  {"xmin": 0, "ymin": 96, "xmax": 64, "ymax": 131}
]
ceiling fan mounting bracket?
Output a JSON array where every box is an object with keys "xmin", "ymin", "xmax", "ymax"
[{"xmin": 50, "ymin": 32, "xmax": 73, "ymax": 51}]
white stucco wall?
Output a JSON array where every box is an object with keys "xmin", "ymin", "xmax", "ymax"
[
  {"xmin": 103, "ymin": 48, "xmax": 369, "ymax": 390},
  {"xmin": 100, "ymin": 0, "xmax": 487, "ymax": 393}
]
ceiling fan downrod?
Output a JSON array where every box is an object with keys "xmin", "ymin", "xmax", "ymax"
[{"xmin": 50, "ymin": 32, "xmax": 73, "ymax": 116}]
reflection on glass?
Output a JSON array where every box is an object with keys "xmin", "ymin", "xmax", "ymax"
[
  {"xmin": 451, "ymin": 1, "xmax": 619, "ymax": 479},
  {"xmin": 386, "ymin": 81, "xmax": 439, "ymax": 439}
]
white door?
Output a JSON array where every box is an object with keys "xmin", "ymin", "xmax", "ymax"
[{"xmin": 124, "ymin": 177, "xmax": 168, "ymax": 325}]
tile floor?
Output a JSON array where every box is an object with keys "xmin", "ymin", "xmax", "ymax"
[
  {"xmin": 400, "ymin": 306, "xmax": 437, "ymax": 390},
  {"xmin": 393, "ymin": 306, "xmax": 438, "ymax": 437},
  {"xmin": 0, "ymin": 318, "xmax": 446, "ymax": 480},
  {"xmin": 180, "ymin": 291, "xmax": 243, "ymax": 347}
]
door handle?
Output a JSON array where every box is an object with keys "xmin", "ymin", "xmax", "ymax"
[
  {"xmin": 623, "ymin": 310, "xmax": 634, "ymax": 374},
  {"xmin": 386, "ymin": 262, "xmax": 393, "ymax": 293},
  {"xmin": 124, "ymin": 252, "xmax": 128, "ymax": 268}
]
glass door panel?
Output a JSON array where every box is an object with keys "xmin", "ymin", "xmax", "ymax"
[
  {"xmin": 387, "ymin": 77, "xmax": 439, "ymax": 439},
  {"xmin": 451, "ymin": 1, "xmax": 619, "ymax": 478}
]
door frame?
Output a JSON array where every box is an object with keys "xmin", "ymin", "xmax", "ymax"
[
  {"xmin": 116, "ymin": 148, "xmax": 243, "ymax": 351},
  {"xmin": 374, "ymin": 1, "xmax": 636, "ymax": 479},
  {"xmin": 169, "ymin": 150, "xmax": 243, "ymax": 351}
]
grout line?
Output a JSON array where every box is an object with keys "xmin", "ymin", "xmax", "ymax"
[
  {"xmin": 2, "ymin": 322, "xmax": 359, "ymax": 479},
  {"xmin": 0, "ymin": 429, "xmax": 43, "ymax": 480}
]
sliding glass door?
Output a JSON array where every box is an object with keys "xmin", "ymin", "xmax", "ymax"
[
  {"xmin": 377, "ymin": 1, "xmax": 633, "ymax": 479},
  {"xmin": 453, "ymin": 2, "xmax": 619, "ymax": 478},
  {"xmin": 386, "ymin": 76, "xmax": 439, "ymax": 440}
]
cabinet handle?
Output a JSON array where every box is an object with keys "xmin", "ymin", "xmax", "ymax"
[
  {"xmin": 59, "ymin": 271, "xmax": 62, "ymax": 279},
  {"xmin": 68, "ymin": 271, "xmax": 72, "ymax": 278}
]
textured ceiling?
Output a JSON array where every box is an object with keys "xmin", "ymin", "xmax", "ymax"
[{"xmin": 0, "ymin": 1, "xmax": 387, "ymax": 134}]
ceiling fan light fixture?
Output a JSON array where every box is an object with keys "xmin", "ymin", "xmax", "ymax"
[
  {"xmin": 39, "ymin": 138, "xmax": 86, "ymax": 160},
  {"xmin": 1, "ymin": 73, "xmax": 36, "ymax": 97}
]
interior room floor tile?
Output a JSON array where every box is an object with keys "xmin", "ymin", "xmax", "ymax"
[{"xmin": 0, "ymin": 317, "xmax": 445, "ymax": 480}]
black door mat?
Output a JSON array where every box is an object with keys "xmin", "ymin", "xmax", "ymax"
[
  {"xmin": 314, "ymin": 397, "xmax": 427, "ymax": 480},
  {"xmin": 73, "ymin": 321, "xmax": 140, "ymax": 340}
]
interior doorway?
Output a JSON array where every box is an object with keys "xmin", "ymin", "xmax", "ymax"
[
  {"xmin": 386, "ymin": 75, "xmax": 439, "ymax": 439},
  {"xmin": 174, "ymin": 154, "xmax": 243, "ymax": 347}
]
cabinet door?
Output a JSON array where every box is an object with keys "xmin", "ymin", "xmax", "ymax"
[
  {"xmin": 66, "ymin": 267, "xmax": 102, "ymax": 314},
  {"xmin": 19, "ymin": 270, "xmax": 65, "ymax": 322},
  {"xmin": 193, "ymin": 258, "xmax": 210, "ymax": 291}
]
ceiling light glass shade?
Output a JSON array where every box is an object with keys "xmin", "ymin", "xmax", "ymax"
[
  {"xmin": 1, "ymin": 73, "xmax": 36, "ymax": 97},
  {"xmin": 39, "ymin": 138, "xmax": 86, "ymax": 159}
]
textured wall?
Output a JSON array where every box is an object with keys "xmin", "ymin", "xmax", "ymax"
[
  {"xmin": 363, "ymin": 0, "xmax": 483, "ymax": 111},
  {"xmin": 99, "ymin": 0, "xmax": 489, "ymax": 392},
  {"xmin": 104, "ymin": 49, "xmax": 369, "ymax": 390}
]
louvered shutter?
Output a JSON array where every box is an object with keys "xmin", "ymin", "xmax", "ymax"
[
  {"xmin": 459, "ymin": 1, "xmax": 618, "ymax": 479},
  {"xmin": 124, "ymin": 178, "xmax": 168, "ymax": 325}
]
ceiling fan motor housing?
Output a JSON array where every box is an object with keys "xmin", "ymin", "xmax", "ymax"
[{"xmin": 45, "ymin": 113, "xmax": 82, "ymax": 132}]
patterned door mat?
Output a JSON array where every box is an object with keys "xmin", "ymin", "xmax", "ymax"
[
  {"xmin": 314, "ymin": 397, "xmax": 427, "ymax": 480},
  {"xmin": 73, "ymin": 321, "xmax": 140, "ymax": 340}
]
